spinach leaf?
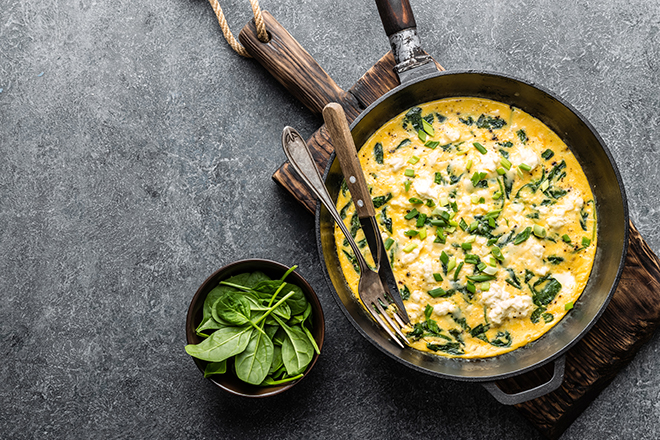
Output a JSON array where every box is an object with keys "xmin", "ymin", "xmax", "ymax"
[
  {"xmin": 235, "ymin": 326, "xmax": 275, "ymax": 385},
  {"xmin": 402, "ymin": 107, "xmax": 424, "ymax": 131},
  {"xmin": 530, "ymin": 306, "xmax": 545, "ymax": 324},
  {"xmin": 203, "ymin": 360, "xmax": 227, "ymax": 378},
  {"xmin": 513, "ymin": 226, "xmax": 532, "ymax": 245},
  {"xmin": 196, "ymin": 286, "xmax": 231, "ymax": 335},
  {"xmin": 276, "ymin": 317, "xmax": 315, "ymax": 376},
  {"xmin": 426, "ymin": 342, "xmax": 464, "ymax": 355},
  {"xmin": 374, "ymin": 142, "xmax": 384, "ymax": 164},
  {"xmin": 381, "ymin": 207, "xmax": 393, "ymax": 234},
  {"xmin": 505, "ymin": 268, "xmax": 522, "ymax": 289},
  {"xmin": 212, "ymin": 292, "xmax": 252, "ymax": 326},
  {"xmin": 490, "ymin": 331, "xmax": 512, "ymax": 347},
  {"xmin": 547, "ymin": 256, "xmax": 564, "ymax": 264},
  {"xmin": 516, "ymin": 129, "xmax": 528, "ymax": 144},
  {"xmin": 400, "ymin": 285, "xmax": 411, "ymax": 300},
  {"xmin": 372, "ymin": 193, "xmax": 393, "ymax": 208},
  {"xmin": 270, "ymin": 346, "xmax": 283, "ymax": 374},
  {"xmin": 279, "ymin": 283, "xmax": 309, "ymax": 315},
  {"xmin": 532, "ymin": 277, "xmax": 562, "ymax": 306},
  {"xmin": 476, "ymin": 114, "xmax": 507, "ymax": 130},
  {"xmin": 459, "ymin": 116, "xmax": 474, "ymax": 126},
  {"xmin": 342, "ymin": 249, "xmax": 360, "ymax": 274},
  {"xmin": 185, "ymin": 325, "xmax": 252, "ymax": 362},
  {"xmin": 339, "ymin": 199, "xmax": 353, "ymax": 220},
  {"xmin": 394, "ymin": 138, "xmax": 412, "ymax": 151}
]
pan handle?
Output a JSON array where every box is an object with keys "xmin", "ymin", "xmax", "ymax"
[
  {"xmin": 481, "ymin": 355, "xmax": 566, "ymax": 405},
  {"xmin": 374, "ymin": 0, "xmax": 439, "ymax": 83}
]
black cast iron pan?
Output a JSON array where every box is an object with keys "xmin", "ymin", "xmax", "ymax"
[{"xmin": 315, "ymin": 0, "xmax": 629, "ymax": 405}]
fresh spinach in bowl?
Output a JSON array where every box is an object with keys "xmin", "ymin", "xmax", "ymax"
[{"xmin": 185, "ymin": 266, "xmax": 320, "ymax": 386}]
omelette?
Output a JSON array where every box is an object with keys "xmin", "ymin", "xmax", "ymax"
[{"xmin": 334, "ymin": 97, "xmax": 597, "ymax": 358}]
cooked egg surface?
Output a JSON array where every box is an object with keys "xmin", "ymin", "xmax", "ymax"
[{"xmin": 334, "ymin": 97, "xmax": 597, "ymax": 358}]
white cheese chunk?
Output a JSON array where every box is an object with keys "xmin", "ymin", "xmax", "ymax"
[
  {"xmin": 433, "ymin": 301, "xmax": 459, "ymax": 317},
  {"xmin": 552, "ymin": 272, "xmax": 576, "ymax": 293},
  {"xmin": 413, "ymin": 177, "xmax": 439, "ymax": 201},
  {"xmin": 481, "ymin": 283, "xmax": 534, "ymax": 325},
  {"xmin": 389, "ymin": 156, "xmax": 406, "ymax": 172},
  {"xmin": 515, "ymin": 148, "xmax": 540, "ymax": 170}
]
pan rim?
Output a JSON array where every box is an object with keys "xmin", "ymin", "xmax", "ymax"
[{"xmin": 316, "ymin": 68, "xmax": 629, "ymax": 382}]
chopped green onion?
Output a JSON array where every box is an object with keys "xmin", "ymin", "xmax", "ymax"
[
  {"xmin": 440, "ymin": 251, "xmax": 449, "ymax": 265},
  {"xmin": 453, "ymin": 261, "xmax": 464, "ymax": 281},
  {"xmin": 403, "ymin": 243, "xmax": 417, "ymax": 253},
  {"xmin": 461, "ymin": 242, "xmax": 473, "ymax": 251},
  {"xmin": 466, "ymin": 159, "xmax": 473, "ymax": 171},
  {"xmin": 447, "ymin": 257, "xmax": 457, "ymax": 273},
  {"xmin": 404, "ymin": 180, "xmax": 411, "ymax": 192},
  {"xmin": 418, "ymin": 129, "xmax": 427, "ymax": 142},
  {"xmin": 426, "ymin": 199, "xmax": 435, "ymax": 207},
  {"xmin": 469, "ymin": 220, "xmax": 479, "ymax": 232},
  {"xmin": 466, "ymin": 281, "xmax": 476, "ymax": 294},
  {"xmin": 404, "ymin": 208, "xmax": 419, "ymax": 220},
  {"xmin": 533, "ymin": 225, "xmax": 547, "ymax": 238},
  {"xmin": 471, "ymin": 195, "xmax": 480, "ymax": 204},
  {"xmin": 501, "ymin": 157, "xmax": 512, "ymax": 170},
  {"xmin": 384, "ymin": 238, "xmax": 395, "ymax": 250},
  {"xmin": 459, "ymin": 218, "xmax": 468, "ymax": 231},
  {"xmin": 493, "ymin": 191, "xmax": 502, "ymax": 200},
  {"xmin": 482, "ymin": 266, "xmax": 497, "ymax": 276},
  {"xmin": 439, "ymin": 196, "xmax": 449, "ymax": 206},
  {"xmin": 517, "ymin": 167, "xmax": 524, "ymax": 178},
  {"xmin": 497, "ymin": 167, "xmax": 506, "ymax": 175},
  {"xmin": 409, "ymin": 197, "xmax": 424, "ymax": 205},
  {"xmin": 473, "ymin": 142, "xmax": 487, "ymax": 155},
  {"xmin": 542, "ymin": 149, "xmax": 555, "ymax": 160},
  {"xmin": 562, "ymin": 234, "xmax": 571, "ymax": 243},
  {"xmin": 465, "ymin": 235, "xmax": 476, "ymax": 243},
  {"xmin": 486, "ymin": 256, "xmax": 497, "ymax": 267},
  {"xmin": 433, "ymin": 273, "xmax": 443, "ymax": 282},
  {"xmin": 519, "ymin": 163, "xmax": 532, "ymax": 172},
  {"xmin": 422, "ymin": 119, "xmax": 435, "ymax": 136},
  {"xmin": 424, "ymin": 140, "xmax": 439, "ymax": 149},
  {"xmin": 428, "ymin": 287, "xmax": 447, "ymax": 298},
  {"xmin": 408, "ymin": 156, "xmax": 420, "ymax": 164},
  {"xmin": 404, "ymin": 230, "xmax": 419, "ymax": 237},
  {"xmin": 565, "ymin": 301, "xmax": 574, "ymax": 311},
  {"xmin": 467, "ymin": 274, "xmax": 496, "ymax": 282},
  {"xmin": 404, "ymin": 169, "xmax": 415, "ymax": 177},
  {"xmin": 540, "ymin": 180, "xmax": 550, "ymax": 191},
  {"xmin": 435, "ymin": 230, "xmax": 446, "ymax": 244},
  {"xmin": 416, "ymin": 213, "xmax": 427, "ymax": 228},
  {"xmin": 477, "ymin": 262, "xmax": 487, "ymax": 271},
  {"xmin": 491, "ymin": 246, "xmax": 504, "ymax": 262},
  {"xmin": 582, "ymin": 237, "xmax": 591, "ymax": 247},
  {"xmin": 419, "ymin": 228, "xmax": 427, "ymax": 240},
  {"xmin": 480, "ymin": 282, "xmax": 491, "ymax": 291}
]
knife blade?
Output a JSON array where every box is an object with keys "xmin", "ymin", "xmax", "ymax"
[{"xmin": 322, "ymin": 102, "xmax": 410, "ymax": 324}]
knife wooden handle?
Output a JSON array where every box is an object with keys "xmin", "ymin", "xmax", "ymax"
[{"xmin": 323, "ymin": 103, "xmax": 375, "ymax": 218}]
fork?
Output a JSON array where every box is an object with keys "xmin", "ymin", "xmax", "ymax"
[{"xmin": 281, "ymin": 126, "xmax": 408, "ymax": 348}]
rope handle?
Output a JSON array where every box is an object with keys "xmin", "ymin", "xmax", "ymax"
[{"xmin": 208, "ymin": 0, "xmax": 269, "ymax": 58}]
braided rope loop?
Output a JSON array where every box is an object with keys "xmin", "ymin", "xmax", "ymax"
[{"xmin": 208, "ymin": 0, "xmax": 269, "ymax": 58}]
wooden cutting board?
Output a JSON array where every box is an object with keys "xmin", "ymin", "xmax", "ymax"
[{"xmin": 240, "ymin": 12, "xmax": 660, "ymax": 439}]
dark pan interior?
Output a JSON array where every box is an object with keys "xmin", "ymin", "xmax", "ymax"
[{"xmin": 316, "ymin": 70, "xmax": 629, "ymax": 381}]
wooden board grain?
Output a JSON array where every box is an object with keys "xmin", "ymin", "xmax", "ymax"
[{"xmin": 238, "ymin": 13, "xmax": 660, "ymax": 439}]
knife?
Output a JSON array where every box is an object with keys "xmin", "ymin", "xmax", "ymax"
[{"xmin": 322, "ymin": 102, "xmax": 410, "ymax": 324}]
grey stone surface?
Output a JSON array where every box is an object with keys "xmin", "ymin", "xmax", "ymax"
[{"xmin": 1, "ymin": 0, "xmax": 659, "ymax": 438}]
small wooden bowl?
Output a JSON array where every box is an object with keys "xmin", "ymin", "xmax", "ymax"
[{"xmin": 185, "ymin": 259, "xmax": 325, "ymax": 397}]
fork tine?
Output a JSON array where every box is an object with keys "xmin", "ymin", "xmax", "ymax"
[
  {"xmin": 367, "ymin": 305, "xmax": 405, "ymax": 349},
  {"xmin": 374, "ymin": 301, "xmax": 409, "ymax": 343}
]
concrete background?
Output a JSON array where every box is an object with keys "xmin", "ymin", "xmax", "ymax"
[{"xmin": 1, "ymin": 0, "xmax": 659, "ymax": 438}]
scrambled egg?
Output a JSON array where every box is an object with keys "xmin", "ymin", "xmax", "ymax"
[{"xmin": 335, "ymin": 97, "xmax": 597, "ymax": 358}]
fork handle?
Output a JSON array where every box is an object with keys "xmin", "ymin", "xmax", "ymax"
[
  {"xmin": 322, "ymin": 103, "xmax": 376, "ymax": 219},
  {"xmin": 281, "ymin": 126, "xmax": 370, "ymax": 273}
]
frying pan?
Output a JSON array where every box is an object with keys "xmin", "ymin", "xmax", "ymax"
[{"xmin": 314, "ymin": 0, "xmax": 629, "ymax": 404}]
